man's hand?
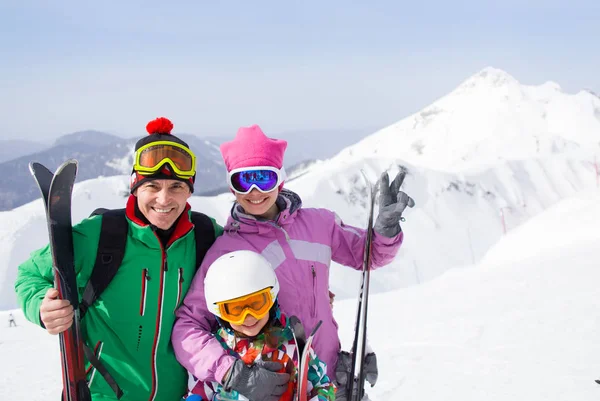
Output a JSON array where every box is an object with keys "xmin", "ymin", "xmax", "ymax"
[
  {"xmin": 40, "ymin": 288, "xmax": 74, "ymax": 335},
  {"xmin": 374, "ymin": 170, "xmax": 415, "ymax": 238}
]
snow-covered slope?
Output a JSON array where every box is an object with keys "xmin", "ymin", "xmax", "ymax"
[
  {"xmin": 3, "ymin": 187, "xmax": 599, "ymax": 400},
  {"xmin": 334, "ymin": 187, "xmax": 600, "ymax": 400},
  {"xmin": 287, "ymin": 155, "xmax": 596, "ymax": 300}
]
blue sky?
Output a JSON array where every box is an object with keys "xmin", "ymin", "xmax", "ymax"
[{"xmin": 1, "ymin": 0, "xmax": 599, "ymax": 141}]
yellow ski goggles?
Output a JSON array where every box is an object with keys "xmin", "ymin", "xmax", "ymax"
[
  {"xmin": 133, "ymin": 141, "xmax": 196, "ymax": 178},
  {"xmin": 216, "ymin": 287, "xmax": 274, "ymax": 325}
]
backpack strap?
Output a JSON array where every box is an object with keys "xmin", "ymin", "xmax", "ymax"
[
  {"xmin": 190, "ymin": 211, "xmax": 218, "ymax": 267},
  {"xmin": 83, "ymin": 345, "xmax": 124, "ymax": 399},
  {"xmin": 79, "ymin": 208, "xmax": 128, "ymax": 399},
  {"xmin": 80, "ymin": 208, "xmax": 128, "ymax": 319}
]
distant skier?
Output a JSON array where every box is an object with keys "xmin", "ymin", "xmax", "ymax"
[
  {"xmin": 8, "ymin": 313, "xmax": 16, "ymax": 327},
  {"xmin": 173, "ymin": 124, "xmax": 415, "ymax": 400},
  {"xmin": 596, "ymin": 379, "xmax": 600, "ymax": 385}
]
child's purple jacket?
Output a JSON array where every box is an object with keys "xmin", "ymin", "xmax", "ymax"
[{"xmin": 172, "ymin": 190, "xmax": 403, "ymax": 383}]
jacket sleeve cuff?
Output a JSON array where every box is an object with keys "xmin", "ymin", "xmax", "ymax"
[
  {"xmin": 373, "ymin": 230, "xmax": 403, "ymax": 245},
  {"xmin": 27, "ymin": 296, "xmax": 45, "ymax": 328},
  {"xmin": 215, "ymin": 355, "xmax": 236, "ymax": 385}
]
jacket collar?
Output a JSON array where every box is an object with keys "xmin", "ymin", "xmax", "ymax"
[{"xmin": 225, "ymin": 189, "xmax": 302, "ymax": 234}]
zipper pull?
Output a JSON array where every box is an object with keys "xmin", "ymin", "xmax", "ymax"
[
  {"xmin": 179, "ymin": 267, "xmax": 184, "ymax": 283},
  {"xmin": 311, "ymin": 265, "xmax": 316, "ymax": 277}
]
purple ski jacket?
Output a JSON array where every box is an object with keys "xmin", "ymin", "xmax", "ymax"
[{"xmin": 172, "ymin": 190, "xmax": 403, "ymax": 384}]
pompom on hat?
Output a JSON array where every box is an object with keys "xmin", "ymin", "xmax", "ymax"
[
  {"xmin": 130, "ymin": 117, "xmax": 196, "ymax": 194},
  {"xmin": 220, "ymin": 125, "xmax": 287, "ymax": 171}
]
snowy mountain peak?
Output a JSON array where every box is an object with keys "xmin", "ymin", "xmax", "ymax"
[
  {"xmin": 536, "ymin": 81, "xmax": 562, "ymax": 95},
  {"xmin": 334, "ymin": 68, "xmax": 600, "ymax": 172},
  {"xmin": 458, "ymin": 66, "xmax": 520, "ymax": 91}
]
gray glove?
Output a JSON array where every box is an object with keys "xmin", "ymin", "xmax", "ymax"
[
  {"xmin": 223, "ymin": 359, "xmax": 290, "ymax": 401},
  {"xmin": 364, "ymin": 352, "xmax": 378, "ymax": 387},
  {"xmin": 335, "ymin": 350, "xmax": 378, "ymax": 399},
  {"xmin": 374, "ymin": 170, "xmax": 415, "ymax": 237},
  {"xmin": 335, "ymin": 350, "xmax": 352, "ymax": 387}
]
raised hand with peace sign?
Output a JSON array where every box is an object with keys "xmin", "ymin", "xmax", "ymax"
[{"xmin": 374, "ymin": 170, "xmax": 415, "ymax": 238}]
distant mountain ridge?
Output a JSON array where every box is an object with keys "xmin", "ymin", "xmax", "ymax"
[
  {"xmin": 53, "ymin": 130, "xmax": 123, "ymax": 147},
  {"xmin": 0, "ymin": 133, "xmax": 225, "ymax": 211},
  {"xmin": 0, "ymin": 127, "xmax": 373, "ymax": 211}
]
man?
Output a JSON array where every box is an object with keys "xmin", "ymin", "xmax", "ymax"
[{"xmin": 15, "ymin": 117, "xmax": 223, "ymax": 401}]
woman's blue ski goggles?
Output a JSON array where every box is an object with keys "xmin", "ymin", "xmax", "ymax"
[{"xmin": 227, "ymin": 166, "xmax": 286, "ymax": 194}]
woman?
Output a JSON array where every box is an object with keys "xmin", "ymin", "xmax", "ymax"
[{"xmin": 172, "ymin": 125, "xmax": 414, "ymax": 400}]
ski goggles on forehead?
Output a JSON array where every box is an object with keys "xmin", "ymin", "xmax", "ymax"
[
  {"xmin": 133, "ymin": 141, "xmax": 196, "ymax": 178},
  {"xmin": 227, "ymin": 166, "xmax": 286, "ymax": 194},
  {"xmin": 217, "ymin": 287, "xmax": 274, "ymax": 325}
]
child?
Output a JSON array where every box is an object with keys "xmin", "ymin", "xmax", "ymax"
[
  {"xmin": 173, "ymin": 125, "xmax": 414, "ymax": 400},
  {"xmin": 185, "ymin": 250, "xmax": 335, "ymax": 401}
]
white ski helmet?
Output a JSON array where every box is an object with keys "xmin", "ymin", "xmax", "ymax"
[{"xmin": 204, "ymin": 250, "xmax": 280, "ymax": 319}]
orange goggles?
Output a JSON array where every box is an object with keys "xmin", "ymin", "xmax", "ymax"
[
  {"xmin": 217, "ymin": 287, "xmax": 274, "ymax": 325},
  {"xmin": 133, "ymin": 141, "xmax": 196, "ymax": 178}
]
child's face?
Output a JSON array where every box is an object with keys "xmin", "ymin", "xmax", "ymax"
[
  {"xmin": 230, "ymin": 313, "xmax": 270, "ymax": 337},
  {"xmin": 234, "ymin": 188, "xmax": 279, "ymax": 219}
]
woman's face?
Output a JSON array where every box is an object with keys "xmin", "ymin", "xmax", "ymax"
[{"xmin": 234, "ymin": 188, "xmax": 279, "ymax": 220}]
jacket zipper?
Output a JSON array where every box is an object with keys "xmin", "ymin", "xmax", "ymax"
[
  {"xmin": 148, "ymin": 248, "xmax": 167, "ymax": 401},
  {"xmin": 140, "ymin": 269, "xmax": 149, "ymax": 316},
  {"xmin": 269, "ymin": 221, "xmax": 290, "ymax": 242},
  {"xmin": 144, "ymin": 223, "xmax": 195, "ymax": 400},
  {"xmin": 175, "ymin": 267, "xmax": 184, "ymax": 312},
  {"xmin": 311, "ymin": 264, "xmax": 317, "ymax": 318},
  {"xmin": 280, "ymin": 226, "xmax": 290, "ymax": 241}
]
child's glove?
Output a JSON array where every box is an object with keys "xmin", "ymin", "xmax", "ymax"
[
  {"xmin": 223, "ymin": 359, "xmax": 290, "ymax": 401},
  {"xmin": 374, "ymin": 171, "xmax": 415, "ymax": 238}
]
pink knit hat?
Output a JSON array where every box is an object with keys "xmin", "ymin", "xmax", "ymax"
[{"xmin": 220, "ymin": 125, "xmax": 288, "ymax": 171}]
